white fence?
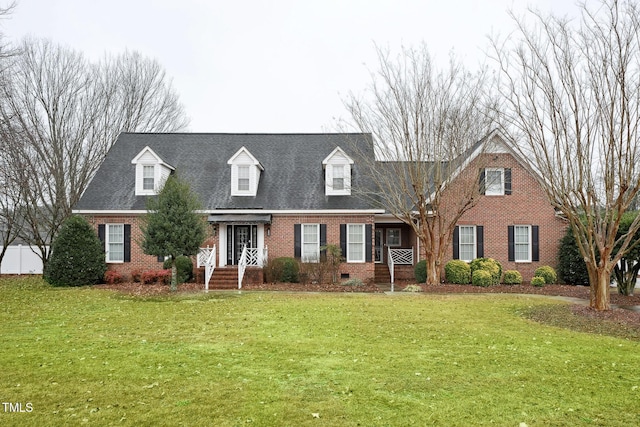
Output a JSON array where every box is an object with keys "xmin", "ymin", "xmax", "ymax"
[{"xmin": 0, "ymin": 245, "xmax": 46, "ymax": 274}]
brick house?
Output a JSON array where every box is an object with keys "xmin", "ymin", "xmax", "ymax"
[{"xmin": 73, "ymin": 131, "xmax": 566, "ymax": 288}]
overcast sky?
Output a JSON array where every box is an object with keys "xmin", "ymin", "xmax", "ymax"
[{"xmin": 3, "ymin": 0, "xmax": 587, "ymax": 133}]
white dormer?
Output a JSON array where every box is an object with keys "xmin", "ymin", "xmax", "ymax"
[
  {"xmin": 322, "ymin": 146, "xmax": 354, "ymax": 196},
  {"xmin": 227, "ymin": 146, "xmax": 264, "ymax": 196},
  {"xmin": 131, "ymin": 146, "xmax": 175, "ymax": 196}
]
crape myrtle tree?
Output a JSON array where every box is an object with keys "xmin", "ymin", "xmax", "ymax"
[
  {"xmin": 492, "ymin": 0, "xmax": 640, "ymax": 310},
  {"xmin": 141, "ymin": 174, "xmax": 207, "ymax": 292},
  {"xmin": 342, "ymin": 44, "xmax": 495, "ymax": 285},
  {"xmin": 0, "ymin": 38, "xmax": 189, "ymax": 268}
]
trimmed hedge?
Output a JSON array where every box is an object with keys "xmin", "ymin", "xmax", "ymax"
[
  {"xmin": 445, "ymin": 260, "xmax": 471, "ymax": 284},
  {"xmin": 503, "ymin": 270, "xmax": 523, "ymax": 285},
  {"xmin": 470, "ymin": 257, "xmax": 502, "ymax": 285},
  {"xmin": 534, "ymin": 265, "xmax": 557, "ymax": 284},
  {"xmin": 531, "ymin": 276, "xmax": 546, "ymax": 287},
  {"xmin": 414, "ymin": 260, "xmax": 427, "ymax": 283},
  {"xmin": 472, "ymin": 269, "xmax": 493, "ymax": 287}
]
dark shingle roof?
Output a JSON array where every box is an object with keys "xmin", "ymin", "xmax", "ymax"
[{"xmin": 74, "ymin": 133, "xmax": 377, "ymax": 211}]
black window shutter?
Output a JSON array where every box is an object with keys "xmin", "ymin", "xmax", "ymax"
[
  {"xmin": 365, "ymin": 224, "xmax": 372, "ymax": 262},
  {"xmin": 157, "ymin": 255, "xmax": 164, "ymax": 262},
  {"xmin": 508, "ymin": 225, "xmax": 515, "ymax": 262},
  {"xmin": 98, "ymin": 224, "xmax": 106, "ymax": 253},
  {"xmin": 123, "ymin": 224, "xmax": 131, "ymax": 263},
  {"xmin": 452, "ymin": 226, "xmax": 459, "ymax": 259},
  {"xmin": 504, "ymin": 168, "xmax": 512, "ymax": 195},
  {"xmin": 476, "ymin": 226, "xmax": 484, "ymax": 258},
  {"xmin": 340, "ymin": 224, "xmax": 347, "ymax": 259},
  {"xmin": 479, "ymin": 168, "xmax": 486, "ymax": 195},
  {"xmin": 532, "ymin": 225, "xmax": 539, "ymax": 262},
  {"xmin": 294, "ymin": 224, "xmax": 301, "ymax": 259},
  {"xmin": 320, "ymin": 224, "xmax": 327, "ymax": 259}
]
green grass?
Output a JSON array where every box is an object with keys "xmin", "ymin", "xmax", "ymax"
[{"xmin": 1, "ymin": 277, "xmax": 640, "ymax": 426}]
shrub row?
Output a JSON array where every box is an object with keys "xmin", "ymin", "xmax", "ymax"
[{"xmin": 441, "ymin": 258, "xmax": 557, "ymax": 287}]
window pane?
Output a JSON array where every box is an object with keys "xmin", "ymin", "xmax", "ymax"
[
  {"xmin": 459, "ymin": 226, "xmax": 475, "ymax": 261},
  {"xmin": 143, "ymin": 166, "xmax": 154, "ymax": 190},
  {"xmin": 333, "ymin": 165, "xmax": 344, "ymax": 190},
  {"xmin": 108, "ymin": 224, "xmax": 124, "ymax": 262},
  {"xmin": 348, "ymin": 224, "xmax": 364, "ymax": 262},
  {"xmin": 386, "ymin": 228, "xmax": 401, "ymax": 246},
  {"xmin": 238, "ymin": 166, "xmax": 250, "ymax": 191},
  {"xmin": 486, "ymin": 169, "xmax": 503, "ymax": 195},
  {"xmin": 514, "ymin": 226, "xmax": 530, "ymax": 261},
  {"xmin": 302, "ymin": 224, "xmax": 319, "ymax": 261}
]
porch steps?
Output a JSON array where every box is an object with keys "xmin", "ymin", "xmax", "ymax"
[
  {"xmin": 207, "ymin": 266, "xmax": 239, "ymax": 290},
  {"xmin": 375, "ymin": 263, "xmax": 391, "ymax": 284}
]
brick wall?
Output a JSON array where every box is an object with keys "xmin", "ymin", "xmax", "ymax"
[
  {"xmin": 266, "ymin": 214, "xmax": 376, "ymax": 282},
  {"xmin": 436, "ymin": 152, "xmax": 568, "ymax": 281}
]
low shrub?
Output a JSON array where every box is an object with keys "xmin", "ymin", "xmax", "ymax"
[
  {"xmin": 503, "ymin": 270, "xmax": 523, "ymax": 285},
  {"xmin": 472, "ymin": 269, "xmax": 493, "ymax": 287},
  {"xmin": 342, "ymin": 278, "xmax": 364, "ymax": 287},
  {"xmin": 402, "ymin": 284, "xmax": 423, "ymax": 292},
  {"xmin": 163, "ymin": 255, "xmax": 194, "ymax": 284},
  {"xmin": 104, "ymin": 270, "xmax": 124, "ymax": 285},
  {"xmin": 445, "ymin": 260, "xmax": 471, "ymax": 284},
  {"xmin": 131, "ymin": 269, "xmax": 143, "ymax": 283},
  {"xmin": 531, "ymin": 276, "xmax": 546, "ymax": 287},
  {"xmin": 142, "ymin": 269, "xmax": 171, "ymax": 285},
  {"xmin": 414, "ymin": 260, "xmax": 427, "ymax": 283},
  {"xmin": 534, "ymin": 265, "xmax": 557, "ymax": 284},
  {"xmin": 470, "ymin": 257, "xmax": 502, "ymax": 285},
  {"xmin": 267, "ymin": 257, "xmax": 299, "ymax": 283}
]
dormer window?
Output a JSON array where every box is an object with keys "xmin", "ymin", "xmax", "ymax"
[
  {"xmin": 323, "ymin": 146, "xmax": 354, "ymax": 196},
  {"xmin": 227, "ymin": 146, "xmax": 263, "ymax": 196},
  {"xmin": 143, "ymin": 165, "xmax": 155, "ymax": 190},
  {"xmin": 131, "ymin": 146, "xmax": 174, "ymax": 196}
]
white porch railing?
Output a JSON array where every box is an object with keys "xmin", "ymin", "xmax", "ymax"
[
  {"xmin": 198, "ymin": 246, "xmax": 216, "ymax": 291},
  {"xmin": 388, "ymin": 247, "xmax": 414, "ymax": 292},
  {"xmin": 238, "ymin": 246, "xmax": 268, "ymax": 289}
]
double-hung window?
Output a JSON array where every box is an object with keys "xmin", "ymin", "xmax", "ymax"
[
  {"xmin": 237, "ymin": 165, "xmax": 250, "ymax": 192},
  {"xmin": 386, "ymin": 228, "xmax": 401, "ymax": 247},
  {"xmin": 485, "ymin": 168, "xmax": 504, "ymax": 195},
  {"xmin": 142, "ymin": 165, "xmax": 155, "ymax": 191},
  {"xmin": 106, "ymin": 224, "xmax": 124, "ymax": 263},
  {"xmin": 458, "ymin": 226, "xmax": 476, "ymax": 262},
  {"xmin": 514, "ymin": 225, "xmax": 531, "ymax": 262},
  {"xmin": 301, "ymin": 224, "xmax": 320, "ymax": 262},
  {"xmin": 347, "ymin": 224, "xmax": 365, "ymax": 262},
  {"xmin": 332, "ymin": 164, "xmax": 345, "ymax": 191}
]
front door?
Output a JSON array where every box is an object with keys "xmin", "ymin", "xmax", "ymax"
[{"xmin": 227, "ymin": 225, "xmax": 258, "ymax": 265}]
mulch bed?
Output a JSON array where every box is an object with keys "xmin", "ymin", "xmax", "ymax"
[{"xmin": 94, "ymin": 281, "xmax": 640, "ymax": 329}]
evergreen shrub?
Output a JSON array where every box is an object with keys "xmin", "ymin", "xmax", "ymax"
[
  {"xmin": 472, "ymin": 269, "xmax": 493, "ymax": 287},
  {"xmin": 163, "ymin": 255, "xmax": 194, "ymax": 284},
  {"xmin": 531, "ymin": 276, "xmax": 546, "ymax": 287},
  {"xmin": 503, "ymin": 270, "xmax": 523, "ymax": 285},
  {"xmin": 44, "ymin": 215, "xmax": 106, "ymax": 287},
  {"xmin": 470, "ymin": 257, "xmax": 502, "ymax": 285},
  {"xmin": 534, "ymin": 266, "xmax": 557, "ymax": 284},
  {"xmin": 414, "ymin": 260, "xmax": 427, "ymax": 283},
  {"xmin": 445, "ymin": 260, "xmax": 471, "ymax": 284}
]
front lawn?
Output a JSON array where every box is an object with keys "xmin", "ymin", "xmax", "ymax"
[{"xmin": 1, "ymin": 277, "xmax": 639, "ymax": 426}]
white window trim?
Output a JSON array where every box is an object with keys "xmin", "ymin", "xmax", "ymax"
[
  {"xmin": 323, "ymin": 146, "xmax": 354, "ymax": 196},
  {"xmin": 346, "ymin": 223, "xmax": 365, "ymax": 263},
  {"xmin": 386, "ymin": 228, "xmax": 401, "ymax": 247},
  {"xmin": 301, "ymin": 223, "xmax": 320, "ymax": 263},
  {"xmin": 105, "ymin": 223, "xmax": 124, "ymax": 264},
  {"xmin": 458, "ymin": 225, "xmax": 476, "ymax": 262},
  {"xmin": 514, "ymin": 225, "xmax": 532, "ymax": 263},
  {"xmin": 485, "ymin": 168, "xmax": 505, "ymax": 196},
  {"xmin": 227, "ymin": 146, "xmax": 263, "ymax": 197},
  {"xmin": 131, "ymin": 146, "xmax": 174, "ymax": 196}
]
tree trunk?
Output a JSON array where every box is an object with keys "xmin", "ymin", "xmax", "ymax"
[
  {"xmin": 588, "ymin": 265, "xmax": 611, "ymax": 311},
  {"xmin": 426, "ymin": 256, "xmax": 439, "ymax": 285},
  {"xmin": 170, "ymin": 261, "xmax": 177, "ymax": 292}
]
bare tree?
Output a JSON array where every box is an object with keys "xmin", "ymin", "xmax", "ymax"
[
  {"xmin": 492, "ymin": 0, "xmax": 640, "ymax": 310},
  {"xmin": 0, "ymin": 38, "xmax": 189, "ymax": 267},
  {"xmin": 343, "ymin": 44, "xmax": 495, "ymax": 285}
]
